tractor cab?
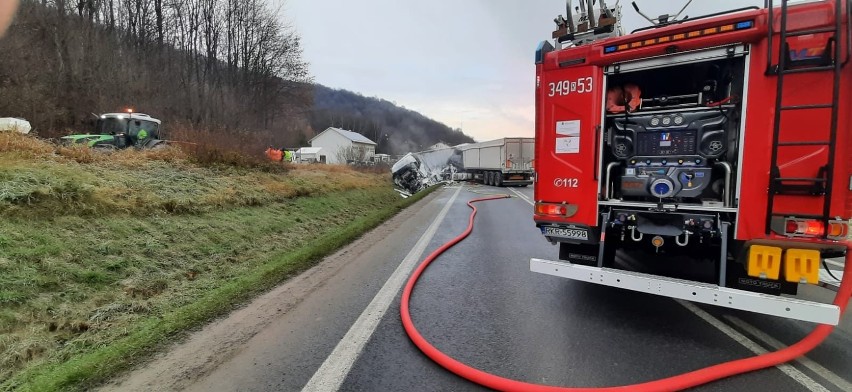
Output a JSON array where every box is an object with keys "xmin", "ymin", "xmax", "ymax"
[{"xmin": 63, "ymin": 112, "xmax": 163, "ymax": 149}]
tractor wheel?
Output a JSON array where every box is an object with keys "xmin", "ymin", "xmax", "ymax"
[
  {"xmin": 93, "ymin": 144, "xmax": 117, "ymax": 152},
  {"xmin": 145, "ymin": 139, "xmax": 167, "ymax": 150}
]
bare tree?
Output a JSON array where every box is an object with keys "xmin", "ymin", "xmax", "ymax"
[{"xmin": 154, "ymin": 0, "xmax": 162, "ymax": 44}]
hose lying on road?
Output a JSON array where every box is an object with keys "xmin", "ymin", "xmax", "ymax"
[{"xmin": 400, "ymin": 195, "xmax": 852, "ymax": 392}]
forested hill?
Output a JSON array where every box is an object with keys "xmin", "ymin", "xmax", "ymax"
[
  {"xmin": 0, "ymin": 0, "xmax": 311, "ymax": 154},
  {"xmin": 310, "ymin": 85, "xmax": 474, "ymax": 155},
  {"xmin": 0, "ymin": 1, "xmax": 472, "ymax": 157}
]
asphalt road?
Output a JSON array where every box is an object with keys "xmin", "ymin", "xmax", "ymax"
[{"xmin": 107, "ymin": 184, "xmax": 852, "ymax": 392}]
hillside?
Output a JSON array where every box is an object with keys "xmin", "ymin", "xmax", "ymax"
[
  {"xmin": 0, "ymin": 132, "xmax": 431, "ymax": 391},
  {"xmin": 0, "ymin": 0, "xmax": 312, "ymax": 155},
  {"xmin": 310, "ymin": 85, "xmax": 475, "ymax": 155},
  {"xmin": 0, "ymin": 2, "xmax": 472, "ymax": 159}
]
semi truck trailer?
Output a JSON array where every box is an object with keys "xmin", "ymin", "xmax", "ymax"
[{"xmin": 462, "ymin": 137, "xmax": 535, "ymax": 186}]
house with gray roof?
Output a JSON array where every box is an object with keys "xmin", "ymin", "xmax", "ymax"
[{"xmin": 309, "ymin": 127, "xmax": 377, "ymax": 164}]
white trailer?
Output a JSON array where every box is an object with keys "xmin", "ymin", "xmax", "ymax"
[
  {"xmin": 461, "ymin": 137, "xmax": 534, "ymax": 186},
  {"xmin": 294, "ymin": 147, "xmax": 325, "ymax": 163}
]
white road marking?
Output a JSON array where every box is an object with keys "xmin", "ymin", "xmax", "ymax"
[
  {"xmin": 724, "ymin": 315, "xmax": 852, "ymax": 392},
  {"xmin": 825, "ymin": 258, "xmax": 845, "ymax": 269},
  {"xmin": 302, "ymin": 185, "xmax": 463, "ymax": 392},
  {"xmin": 509, "ymin": 187, "xmax": 533, "ymax": 206},
  {"xmin": 676, "ymin": 301, "xmax": 831, "ymax": 392}
]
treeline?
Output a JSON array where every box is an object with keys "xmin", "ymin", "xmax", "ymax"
[
  {"xmin": 0, "ymin": 1, "xmax": 475, "ymax": 158},
  {"xmin": 0, "ymin": 0, "xmax": 312, "ymax": 152},
  {"xmin": 310, "ymin": 85, "xmax": 474, "ymax": 155}
]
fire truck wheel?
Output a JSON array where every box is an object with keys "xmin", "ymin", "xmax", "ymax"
[
  {"xmin": 486, "ymin": 171, "xmax": 493, "ymax": 186},
  {"xmin": 494, "ymin": 174, "xmax": 503, "ymax": 187}
]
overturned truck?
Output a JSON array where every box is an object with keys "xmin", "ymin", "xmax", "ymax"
[
  {"xmin": 391, "ymin": 145, "xmax": 466, "ymax": 194},
  {"xmin": 392, "ymin": 137, "xmax": 536, "ymax": 193}
]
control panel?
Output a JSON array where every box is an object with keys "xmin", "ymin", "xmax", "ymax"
[{"xmin": 608, "ymin": 108, "xmax": 730, "ymax": 200}]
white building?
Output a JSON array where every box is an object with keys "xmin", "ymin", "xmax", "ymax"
[
  {"xmin": 294, "ymin": 147, "xmax": 325, "ymax": 163},
  {"xmin": 309, "ymin": 127, "xmax": 377, "ymax": 164}
]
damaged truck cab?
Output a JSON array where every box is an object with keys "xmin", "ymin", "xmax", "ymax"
[{"xmin": 532, "ymin": 1, "xmax": 851, "ymax": 325}]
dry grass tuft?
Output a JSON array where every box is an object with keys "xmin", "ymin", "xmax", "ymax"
[
  {"xmin": 0, "ymin": 130, "xmax": 389, "ymax": 219},
  {"xmin": 55, "ymin": 145, "xmax": 105, "ymax": 164},
  {"xmin": 0, "ymin": 132, "xmax": 54, "ymax": 156}
]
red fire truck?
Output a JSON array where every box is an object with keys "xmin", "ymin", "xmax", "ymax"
[{"xmin": 532, "ymin": 0, "xmax": 850, "ymax": 325}]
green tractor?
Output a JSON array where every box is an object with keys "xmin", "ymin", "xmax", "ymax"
[{"xmin": 62, "ymin": 112, "xmax": 165, "ymax": 149}]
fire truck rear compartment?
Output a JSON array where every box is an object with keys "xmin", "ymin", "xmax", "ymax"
[
  {"xmin": 581, "ymin": 52, "xmax": 753, "ymax": 291},
  {"xmin": 603, "ymin": 55, "xmax": 746, "ymax": 206}
]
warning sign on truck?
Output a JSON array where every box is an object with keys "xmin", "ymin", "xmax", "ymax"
[{"xmin": 555, "ymin": 120, "xmax": 580, "ymax": 154}]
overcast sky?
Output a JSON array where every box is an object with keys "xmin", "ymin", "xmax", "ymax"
[{"xmin": 282, "ymin": 0, "xmax": 763, "ymax": 142}]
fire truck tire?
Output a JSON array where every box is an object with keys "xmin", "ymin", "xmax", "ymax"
[
  {"xmin": 484, "ymin": 172, "xmax": 491, "ymax": 185},
  {"xmin": 494, "ymin": 174, "xmax": 503, "ymax": 187}
]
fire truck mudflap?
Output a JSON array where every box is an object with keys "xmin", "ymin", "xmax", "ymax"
[{"xmin": 532, "ymin": 1, "xmax": 850, "ymax": 324}]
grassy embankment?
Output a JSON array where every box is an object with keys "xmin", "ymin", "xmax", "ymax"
[{"xmin": 0, "ymin": 132, "xmax": 434, "ymax": 391}]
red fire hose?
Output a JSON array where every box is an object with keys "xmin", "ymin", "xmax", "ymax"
[{"xmin": 400, "ymin": 195, "xmax": 852, "ymax": 392}]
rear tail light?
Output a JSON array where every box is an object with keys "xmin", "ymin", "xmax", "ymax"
[
  {"xmin": 535, "ymin": 203, "xmax": 566, "ymax": 216},
  {"xmin": 827, "ymin": 219, "xmax": 849, "ymax": 240},
  {"xmin": 535, "ymin": 202, "xmax": 577, "ymax": 217},
  {"xmin": 784, "ymin": 218, "xmax": 824, "ymax": 237},
  {"xmin": 781, "ymin": 218, "xmax": 850, "ymax": 240},
  {"xmin": 784, "ymin": 220, "xmax": 799, "ymax": 234}
]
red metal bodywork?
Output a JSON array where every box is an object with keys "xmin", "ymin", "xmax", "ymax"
[{"xmin": 535, "ymin": 2, "xmax": 850, "ymax": 244}]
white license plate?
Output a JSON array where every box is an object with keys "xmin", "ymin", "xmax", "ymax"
[{"xmin": 543, "ymin": 226, "xmax": 588, "ymax": 240}]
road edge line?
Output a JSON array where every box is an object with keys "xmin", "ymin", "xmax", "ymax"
[{"xmin": 302, "ymin": 185, "xmax": 463, "ymax": 392}]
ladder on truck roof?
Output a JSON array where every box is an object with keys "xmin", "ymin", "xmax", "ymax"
[{"xmin": 765, "ymin": 0, "xmax": 850, "ymax": 236}]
